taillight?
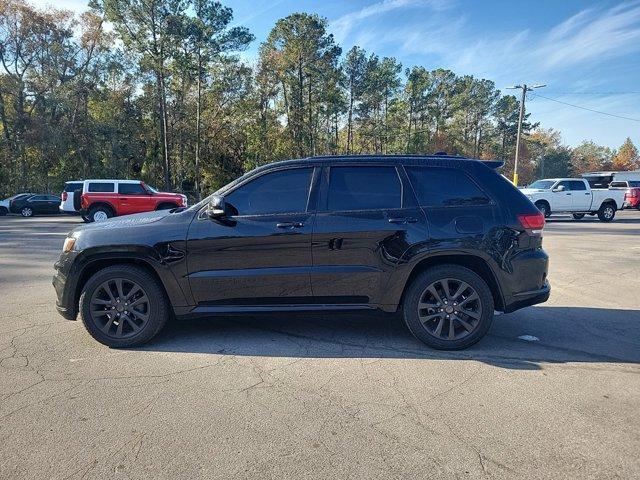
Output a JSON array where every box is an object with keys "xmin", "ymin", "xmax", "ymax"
[
  {"xmin": 61, "ymin": 191, "xmax": 67, "ymax": 201},
  {"xmin": 518, "ymin": 212, "xmax": 545, "ymax": 230},
  {"xmin": 626, "ymin": 189, "xmax": 637, "ymax": 198}
]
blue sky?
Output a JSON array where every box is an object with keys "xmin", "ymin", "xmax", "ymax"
[{"xmin": 39, "ymin": 0, "xmax": 640, "ymax": 149}]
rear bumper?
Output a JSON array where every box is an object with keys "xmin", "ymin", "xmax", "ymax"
[{"xmin": 503, "ymin": 280, "xmax": 550, "ymax": 313}]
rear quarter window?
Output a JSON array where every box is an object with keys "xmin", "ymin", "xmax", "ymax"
[
  {"xmin": 405, "ymin": 167, "xmax": 490, "ymax": 207},
  {"xmin": 87, "ymin": 182, "xmax": 115, "ymax": 193},
  {"xmin": 64, "ymin": 183, "xmax": 83, "ymax": 192}
]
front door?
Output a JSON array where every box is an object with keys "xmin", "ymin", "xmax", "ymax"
[
  {"xmin": 117, "ymin": 183, "xmax": 151, "ymax": 215},
  {"xmin": 187, "ymin": 166, "xmax": 317, "ymax": 307},
  {"xmin": 311, "ymin": 165, "xmax": 427, "ymax": 306},
  {"xmin": 552, "ymin": 180, "xmax": 573, "ymax": 210}
]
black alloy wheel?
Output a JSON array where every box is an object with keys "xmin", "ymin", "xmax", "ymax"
[
  {"xmin": 80, "ymin": 265, "xmax": 169, "ymax": 347},
  {"xmin": 403, "ymin": 265, "xmax": 494, "ymax": 350}
]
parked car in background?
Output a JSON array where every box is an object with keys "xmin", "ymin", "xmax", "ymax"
[
  {"xmin": 1, "ymin": 193, "xmax": 34, "ymax": 216},
  {"xmin": 80, "ymin": 179, "xmax": 188, "ymax": 222},
  {"xmin": 609, "ymin": 180, "xmax": 640, "ymax": 210},
  {"xmin": 582, "ymin": 170, "xmax": 640, "ymax": 189},
  {"xmin": 54, "ymin": 154, "xmax": 550, "ymax": 350},
  {"xmin": 521, "ymin": 178, "xmax": 625, "ymax": 221},
  {"xmin": 10, "ymin": 194, "xmax": 61, "ymax": 217},
  {"xmin": 60, "ymin": 181, "xmax": 84, "ymax": 214}
]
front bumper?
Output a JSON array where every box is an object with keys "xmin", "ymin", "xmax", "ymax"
[{"xmin": 53, "ymin": 256, "xmax": 79, "ymax": 320}]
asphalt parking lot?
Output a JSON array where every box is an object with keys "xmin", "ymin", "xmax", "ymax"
[{"xmin": 1, "ymin": 212, "xmax": 639, "ymax": 479}]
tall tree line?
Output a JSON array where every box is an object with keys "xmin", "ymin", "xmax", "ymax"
[{"xmin": 0, "ymin": 2, "xmax": 638, "ymax": 198}]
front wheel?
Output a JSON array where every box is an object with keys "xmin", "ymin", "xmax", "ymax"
[
  {"xmin": 535, "ymin": 201, "xmax": 551, "ymax": 218},
  {"xmin": 21, "ymin": 206, "xmax": 34, "ymax": 217},
  {"xmin": 0, "ymin": 207, "xmax": 7, "ymax": 216},
  {"xmin": 79, "ymin": 265, "xmax": 169, "ymax": 347},
  {"xmin": 402, "ymin": 265, "xmax": 494, "ymax": 350},
  {"xmin": 572, "ymin": 213, "xmax": 585, "ymax": 220},
  {"xmin": 597, "ymin": 203, "xmax": 616, "ymax": 222}
]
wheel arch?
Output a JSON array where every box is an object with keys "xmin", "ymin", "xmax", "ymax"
[
  {"xmin": 397, "ymin": 254, "xmax": 505, "ymax": 312},
  {"xmin": 72, "ymin": 253, "xmax": 189, "ymax": 317},
  {"xmin": 156, "ymin": 202, "xmax": 179, "ymax": 211},
  {"xmin": 601, "ymin": 198, "xmax": 619, "ymax": 209},
  {"xmin": 88, "ymin": 201, "xmax": 116, "ymax": 215}
]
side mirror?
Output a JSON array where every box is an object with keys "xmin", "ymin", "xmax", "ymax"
[
  {"xmin": 206, "ymin": 195, "xmax": 226, "ymax": 219},
  {"xmin": 553, "ymin": 185, "xmax": 565, "ymax": 192}
]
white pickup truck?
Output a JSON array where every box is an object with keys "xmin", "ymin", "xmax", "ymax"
[{"xmin": 520, "ymin": 178, "xmax": 625, "ymax": 222}]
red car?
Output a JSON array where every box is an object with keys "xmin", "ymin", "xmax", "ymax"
[
  {"xmin": 80, "ymin": 180, "xmax": 187, "ymax": 222},
  {"xmin": 610, "ymin": 180, "xmax": 640, "ymax": 210}
]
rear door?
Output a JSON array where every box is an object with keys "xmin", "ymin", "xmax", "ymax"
[
  {"xmin": 62, "ymin": 182, "xmax": 83, "ymax": 212},
  {"xmin": 310, "ymin": 164, "xmax": 427, "ymax": 306}
]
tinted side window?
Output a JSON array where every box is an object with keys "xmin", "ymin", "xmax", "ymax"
[
  {"xmin": 64, "ymin": 183, "xmax": 83, "ymax": 192},
  {"xmin": 30, "ymin": 195, "xmax": 46, "ymax": 201},
  {"xmin": 567, "ymin": 181, "xmax": 587, "ymax": 191},
  {"xmin": 119, "ymin": 183, "xmax": 147, "ymax": 195},
  {"xmin": 88, "ymin": 182, "xmax": 115, "ymax": 193},
  {"xmin": 406, "ymin": 167, "xmax": 490, "ymax": 207},
  {"xmin": 226, "ymin": 168, "xmax": 313, "ymax": 215},
  {"xmin": 328, "ymin": 166, "xmax": 401, "ymax": 211},
  {"xmin": 47, "ymin": 195, "xmax": 60, "ymax": 201},
  {"xmin": 609, "ymin": 182, "xmax": 627, "ymax": 188}
]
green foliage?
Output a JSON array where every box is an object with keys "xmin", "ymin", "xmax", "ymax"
[{"xmin": 0, "ymin": 2, "xmax": 635, "ymax": 198}]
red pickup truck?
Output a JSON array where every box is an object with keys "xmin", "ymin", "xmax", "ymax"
[
  {"xmin": 80, "ymin": 180, "xmax": 187, "ymax": 222},
  {"xmin": 610, "ymin": 180, "xmax": 640, "ymax": 210}
]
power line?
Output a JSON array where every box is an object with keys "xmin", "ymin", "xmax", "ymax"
[
  {"xmin": 541, "ymin": 91, "xmax": 640, "ymax": 95},
  {"xmin": 531, "ymin": 93, "xmax": 640, "ymax": 122}
]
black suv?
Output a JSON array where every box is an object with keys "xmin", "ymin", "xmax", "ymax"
[{"xmin": 53, "ymin": 155, "xmax": 550, "ymax": 350}]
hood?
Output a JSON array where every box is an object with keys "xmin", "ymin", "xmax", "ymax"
[
  {"xmin": 73, "ymin": 209, "xmax": 171, "ymax": 233},
  {"xmin": 519, "ymin": 188, "xmax": 548, "ymax": 195}
]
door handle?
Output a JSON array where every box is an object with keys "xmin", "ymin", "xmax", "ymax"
[
  {"xmin": 276, "ymin": 222, "xmax": 303, "ymax": 228},
  {"xmin": 388, "ymin": 217, "xmax": 418, "ymax": 224},
  {"xmin": 565, "ymin": 193, "xmax": 571, "ymax": 195},
  {"xmin": 585, "ymin": 193, "xmax": 590, "ymax": 195}
]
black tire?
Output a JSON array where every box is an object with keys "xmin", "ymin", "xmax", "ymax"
[
  {"xmin": 597, "ymin": 203, "xmax": 616, "ymax": 222},
  {"xmin": 88, "ymin": 205, "xmax": 113, "ymax": 222},
  {"xmin": 0, "ymin": 206, "xmax": 7, "ymax": 216},
  {"xmin": 79, "ymin": 265, "xmax": 169, "ymax": 347},
  {"xmin": 572, "ymin": 213, "xmax": 585, "ymax": 220},
  {"xmin": 534, "ymin": 201, "xmax": 551, "ymax": 218},
  {"xmin": 156, "ymin": 203, "xmax": 177, "ymax": 211},
  {"xmin": 402, "ymin": 265, "xmax": 495, "ymax": 350},
  {"xmin": 21, "ymin": 206, "xmax": 34, "ymax": 217}
]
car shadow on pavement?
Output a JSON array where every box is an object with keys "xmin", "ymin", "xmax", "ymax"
[{"xmin": 139, "ymin": 306, "xmax": 640, "ymax": 371}]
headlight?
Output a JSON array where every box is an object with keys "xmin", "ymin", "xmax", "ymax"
[{"xmin": 62, "ymin": 237, "xmax": 76, "ymax": 253}]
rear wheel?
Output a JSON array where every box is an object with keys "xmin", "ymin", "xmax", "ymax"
[
  {"xmin": 534, "ymin": 201, "xmax": 550, "ymax": 218},
  {"xmin": 0, "ymin": 206, "xmax": 7, "ymax": 216},
  {"xmin": 402, "ymin": 265, "xmax": 494, "ymax": 350},
  {"xmin": 572, "ymin": 213, "xmax": 585, "ymax": 220},
  {"xmin": 597, "ymin": 203, "xmax": 616, "ymax": 222},
  {"xmin": 80, "ymin": 265, "xmax": 169, "ymax": 347},
  {"xmin": 21, "ymin": 206, "xmax": 34, "ymax": 217},
  {"xmin": 88, "ymin": 205, "xmax": 113, "ymax": 222}
]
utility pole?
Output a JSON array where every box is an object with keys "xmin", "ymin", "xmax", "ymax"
[{"xmin": 507, "ymin": 83, "xmax": 546, "ymax": 186}]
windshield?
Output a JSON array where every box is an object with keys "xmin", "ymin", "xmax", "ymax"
[
  {"xmin": 145, "ymin": 184, "xmax": 159, "ymax": 194},
  {"xmin": 528, "ymin": 180, "xmax": 555, "ymax": 189}
]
